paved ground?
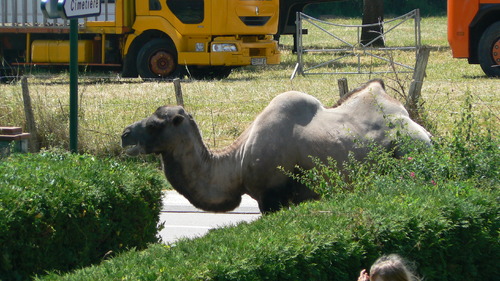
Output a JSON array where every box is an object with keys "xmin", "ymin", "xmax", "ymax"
[{"xmin": 158, "ymin": 190, "xmax": 261, "ymax": 244}]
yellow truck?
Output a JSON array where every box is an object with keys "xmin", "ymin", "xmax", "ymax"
[{"xmin": 0, "ymin": 0, "xmax": 281, "ymax": 80}]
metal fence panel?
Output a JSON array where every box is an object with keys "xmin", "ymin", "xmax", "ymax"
[{"xmin": 292, "ymin": 10, "xmax": 421, "ymax": 78}]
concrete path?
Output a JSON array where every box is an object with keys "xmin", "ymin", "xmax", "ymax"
[{"xmin": 158, "ymin": 190, "xmax": 261, "ymax": 244}]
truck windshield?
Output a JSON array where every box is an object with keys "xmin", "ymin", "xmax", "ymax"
[{"xmin": 167, "ymin": 0, "xmax": 204, "ymax": 24}]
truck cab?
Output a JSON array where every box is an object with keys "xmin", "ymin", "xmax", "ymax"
[{"xmin": 124, "ymin": 0, "xmax": 280, "ymax": 79}]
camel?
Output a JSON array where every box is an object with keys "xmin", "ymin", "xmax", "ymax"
[{"xmin": 121, "ymin": 79, "xmax": 431, "ymax": 213}]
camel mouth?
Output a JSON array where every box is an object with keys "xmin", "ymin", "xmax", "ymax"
[{"xmin": 123, "ymin": 144, "xmax": 144, "ymax": 156}]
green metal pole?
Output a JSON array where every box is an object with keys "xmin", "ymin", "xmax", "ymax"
[{"xmin": 69, "ymin": 19, "xmax": 78, "ymax": 153}]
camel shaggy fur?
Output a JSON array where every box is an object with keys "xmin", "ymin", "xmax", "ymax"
[{"xmin": 122, "ymin": 79, "xmax": 431, "ymax": 213}]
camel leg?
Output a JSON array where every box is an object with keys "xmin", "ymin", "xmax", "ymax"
[
  {"xmin": 290, "ymin": 182, "xmax": 320, "ymax": 204},
  {"xmin": 258, "ymin": 186, "xmax": 292, "ymax": 214},
  {"xmin": 258, "ymin": 178, "xmax": 315, "ymax": 213},
  {"xmin": 258, "ymin": 181, "xmax": 320, "ymax": 213}
]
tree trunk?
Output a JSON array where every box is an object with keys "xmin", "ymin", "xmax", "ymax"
[{"xmin": 361, "ymin": 0, "xmax": 385, "ymax": 47}]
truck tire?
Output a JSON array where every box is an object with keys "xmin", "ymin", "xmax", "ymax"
[
  {"xmin": 136, "ymin": 38, "xmax": 182, "ymax": 79},
  {"xmin": 478, "ymin": 21, "xmax": 500, "ymax": 77}
]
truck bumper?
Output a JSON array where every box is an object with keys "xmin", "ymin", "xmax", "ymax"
[
  {"xmin": 177, "ymin": 36, "xmax": 280, "ymax": 67},
  {"xmin": 210, "ymin": 39, "xmax": 280, "ymax": 66}
]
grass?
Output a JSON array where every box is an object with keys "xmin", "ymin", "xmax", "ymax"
[{"xmin": 0, "ymin": 16, "xmax": 498, "ymax": 156}]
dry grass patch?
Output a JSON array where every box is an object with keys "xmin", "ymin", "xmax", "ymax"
[{"xmin": 0, "ymin": 17, "xmax": 498, "ymax": 155}]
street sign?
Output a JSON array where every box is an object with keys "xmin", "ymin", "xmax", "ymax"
[
  {"xmin": 41, "ymin": 0, "xmax": 101, "ymax": 19},
  {"xmin": 62, "ymin": 0, "xmax": 101, "ymax": 19}
]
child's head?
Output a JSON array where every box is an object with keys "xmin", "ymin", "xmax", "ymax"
[{"xmin": 369, "ymin": 254, "xmax": 417, "ymax": 281}]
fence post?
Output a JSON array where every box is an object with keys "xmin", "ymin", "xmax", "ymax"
[
  {"xmin": 295, "ymin": 12, "xmax": 303, "ymax": 76},
  {"xmin": 408, "ymin": 47, "xmax": 430, "ymax": 106},
  {"xmin": 337, "ymin": 78, "xmax": 349, "ymax": 98},
  {"xmin": 21, "ymin": 76, "xmax": 39, "ymax": 152},
  {"xmin": 173, "ymin": 78, "xmax": 184, "ymax": 107}
]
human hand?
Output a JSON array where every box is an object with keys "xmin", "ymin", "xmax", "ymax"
[{"xmin": 357, "ymin": 269, "xmax": 370, "ymax": 281}]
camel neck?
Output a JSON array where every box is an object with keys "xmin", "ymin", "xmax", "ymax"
[{"xmin": 160, "ymin": 134, "xmax": 244, "ymax": 213}]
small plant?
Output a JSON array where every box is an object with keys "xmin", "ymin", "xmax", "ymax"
[{"xmin": 281, "ymin": 156, "xmax": 350, "ymax": 200}]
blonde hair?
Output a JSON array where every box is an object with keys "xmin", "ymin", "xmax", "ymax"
[{"xmin": 369, "ymin": 254, "xmax": 420, "ymax": 281}]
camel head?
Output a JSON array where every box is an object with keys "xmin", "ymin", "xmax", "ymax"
[{"xmin": 121, "ymin": 106, "xmax": 192, "ymax": 156}]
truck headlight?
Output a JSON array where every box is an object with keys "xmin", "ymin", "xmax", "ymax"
[{"xmin": 212, "ymin": 43, "xmax": 237, "ymax": 52}]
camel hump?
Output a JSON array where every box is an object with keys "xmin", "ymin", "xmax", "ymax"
[
  {"xmin": 335, "ymin": 79, "xmax": 387, "ymax": 105},
  {"xmin": 154, "ymin": 106, "xmax": 187, "ymax": 119},
  {"xmin": 266, "ymin": 91, "xmax": 323, "ymax": 116}
]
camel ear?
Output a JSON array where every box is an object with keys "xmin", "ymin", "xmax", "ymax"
[{"xmin": 172, "ymin": 114, "xmax": 185, "ymax": 126}]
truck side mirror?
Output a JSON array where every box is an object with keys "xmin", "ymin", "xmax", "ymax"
[{"xmin": 41, "ymin": 0, "xmax": 62, "ymax": 19}]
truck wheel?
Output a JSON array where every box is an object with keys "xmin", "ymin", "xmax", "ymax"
[
  {"xmin": 136, "ymin": 38, "xmax": 182, "ymax": 79},
  {"xmin": 478, "ymin": 21, "xmax": 500, "ymax": 77}
]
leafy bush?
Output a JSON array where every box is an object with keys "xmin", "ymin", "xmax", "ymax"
[
  {"xmin": 282, "ymin": 100, "xmax": 499, "ymax": 280},
  {"xmin": 0, "ymin": 150, "xmax": 166, "ymax": 280},
  {"xmin": 37, "ymin": 175, "xmax": 498, "ymax": 281}
]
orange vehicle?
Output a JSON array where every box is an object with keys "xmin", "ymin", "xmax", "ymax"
[{"xmin": 448, "ymin": 0, "xmax": 500, "ymax": 77}]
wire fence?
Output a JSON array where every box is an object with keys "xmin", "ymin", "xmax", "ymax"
[
  {"xmin": 1, "ymin": 72, "xmax": 498, "ymax": 157},
  {"xmin": 0, "ymin": 74, "xmax": 277, "ymax": 155},
  {"xmin": 293, "ymin": 10, "xmax": 421, "ymax": 78}
]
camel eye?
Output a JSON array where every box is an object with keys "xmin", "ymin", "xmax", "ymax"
[
  {"xmin": 146, "ymin": 121, "xmax": 161, "ymax": 132},
  {"xmin": 172, "ymin": 115, "xmax": 185, "ymax": 126}
]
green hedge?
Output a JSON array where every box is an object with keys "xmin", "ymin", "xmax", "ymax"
[
  {"xmin": 0, "ymin": 150, "xmax": 166, "ymax": 280},
  {"xmin": 37, "ymin": 179, "xmax": 498, "ymax": 281}
]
